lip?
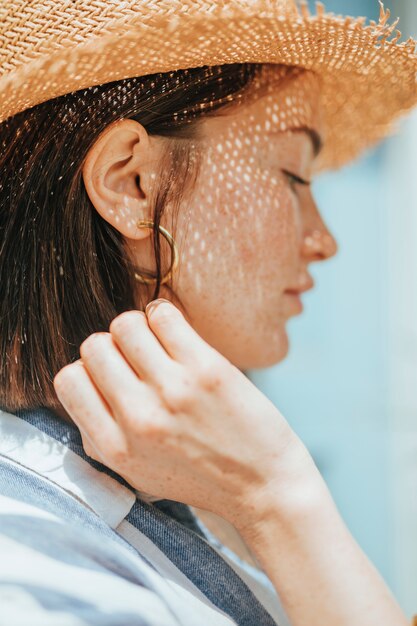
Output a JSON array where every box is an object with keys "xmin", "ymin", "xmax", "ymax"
[
  {"xmin": 284, "ymin": 291, "xmax": 304, "ymax": 313},
  {"xmin": 284, "ymin": 278, "xmax": 315, "ymax": 295},
  {"xmin": 284, "ymin": 277, "xmax": 314, "ymax": 314}
]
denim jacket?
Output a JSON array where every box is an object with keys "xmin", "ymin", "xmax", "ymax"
[{"xmin": 0, "ymin": 406, "xmax": 291, "ymax": 626}]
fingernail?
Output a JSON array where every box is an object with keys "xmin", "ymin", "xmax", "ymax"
[{"xmin": 145, "ymin": 298, "xmax": 172, "ymax": 318}]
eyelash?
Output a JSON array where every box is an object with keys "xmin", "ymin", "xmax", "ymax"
[{"xmin": 281, "ymin": 169, "xmax": 311, "ymax": 190}]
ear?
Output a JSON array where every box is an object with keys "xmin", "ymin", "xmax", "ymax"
[{"xmin": 82, "ymin": 118, "xmax": 161, "ymax": 240}]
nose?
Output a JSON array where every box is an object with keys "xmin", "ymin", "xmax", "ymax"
[
  {"xmin": 300, "ymin": 198, "xmax": 338, "ymax": 262},
  {"xmin": 301, "ymin": 227, "xmax": 338, "ymax": 261}
]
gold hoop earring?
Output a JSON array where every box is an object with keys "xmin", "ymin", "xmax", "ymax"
[{"xmin": 133, "ymin": 219, "xmax": 179, "ymax": 285}]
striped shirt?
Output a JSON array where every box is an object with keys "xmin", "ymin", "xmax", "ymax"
[{"xmin": 0, "ymin": 406, "xmax": 291, "ymax": 626}]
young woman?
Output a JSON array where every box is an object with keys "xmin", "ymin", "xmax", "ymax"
[{"xmin": 0, "ymin": 1, "xmax": 416, "ymax": 625}]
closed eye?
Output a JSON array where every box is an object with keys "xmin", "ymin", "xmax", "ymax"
[{"xmin": 281, "ymin": 169, "xmax": 311, "ymax": 187}]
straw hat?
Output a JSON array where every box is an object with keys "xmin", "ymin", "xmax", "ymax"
[{"xmin": 0, "ymin": 0, "xmax": 416, "ymax": 171}]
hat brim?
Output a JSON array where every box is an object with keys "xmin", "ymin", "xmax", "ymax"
[{"xmin": 0, "ymin": 4, "xmax": 416, "ymax": 172}]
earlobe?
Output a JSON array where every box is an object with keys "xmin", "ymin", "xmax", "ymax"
[{"xmin": 81, "ymin": 118, "xmax": 155, "ymax": 240}]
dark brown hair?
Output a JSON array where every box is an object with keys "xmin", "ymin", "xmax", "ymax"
[{"xmin": 0, "ymin": 62, "xmax": 298, "ymax": 415}]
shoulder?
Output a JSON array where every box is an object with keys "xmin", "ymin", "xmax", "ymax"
[{"xmin": 0, "ymin": 490, "xmax": 181, "ymax": 626}]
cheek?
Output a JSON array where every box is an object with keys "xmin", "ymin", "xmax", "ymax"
[
  {"xmin": 176, "ymin": 154, "xmax": 300, "ymax": 304},
  {"xmin": 234, "ymin": 176, "xmax": 300, "ymax": 278}
]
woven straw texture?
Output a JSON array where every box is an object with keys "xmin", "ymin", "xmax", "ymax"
[{"xmin": 0, "ymin": 0, "xmax": 416, "ymax": 171}]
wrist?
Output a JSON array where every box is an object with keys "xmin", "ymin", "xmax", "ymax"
[{"xmin": 231, "ymin": 436, "xmax": 333, "ymax": 542}]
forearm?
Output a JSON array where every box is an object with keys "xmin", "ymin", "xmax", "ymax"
[{"xmin": 235, "ymin": 448, "xmax": 408, "ymax": 626}]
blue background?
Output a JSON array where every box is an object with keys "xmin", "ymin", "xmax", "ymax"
[{"xmin": 248, "ymin": 0, "xmax": 417, "ymax": 615}]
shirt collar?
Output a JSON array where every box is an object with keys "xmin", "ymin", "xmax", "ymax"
[{"xmin": 0, "ymin": 406, "xmax": 159, "ymax": 528}]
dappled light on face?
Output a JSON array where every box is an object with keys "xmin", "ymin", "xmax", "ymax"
[
  {"xmin": 171, "ymin": 67, "xmax": 325, "ymax": 368},
  {"xmin": 181, "ymin": 68, "xmax": 321, "ymax": 285}
]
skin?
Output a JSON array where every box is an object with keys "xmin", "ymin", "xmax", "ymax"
[
  {"xmin": 53, "ymin": 305, "xmax": 408, "ymax": 626},
  {"xmin": 81, "ymin": 65, "xmax": 337, "ymax": 370},
  {"xmin": 53, "ymin": 66, "xmax": 408, "ymax": 624}
]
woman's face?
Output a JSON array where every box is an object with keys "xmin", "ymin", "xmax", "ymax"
[
  {"xmin": 161, "ymin": 67, "xmax": 337, "ymax": 368},
  {"xmin": 84, "ymin": 66, "xmax": 338, "ymax": 370}
]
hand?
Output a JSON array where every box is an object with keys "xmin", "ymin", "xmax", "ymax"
[{"xmin": 53, "ymin": 299, "xmax": 310, "ymax": 528}]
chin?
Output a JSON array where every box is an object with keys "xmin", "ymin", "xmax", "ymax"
[
  {"xmin": 255, "ymin": 337, "xmax": 290, "ymax": 369},
  {"xmin": 231, "ymin": 328, "xmax": 290, "ymax": 370}
]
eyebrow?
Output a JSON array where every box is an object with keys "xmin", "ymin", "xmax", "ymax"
[
  {"xmin": 268, "ymin": 125, "xmax": 323, "ymax": 157},
  {"xmin": 290, "ymin": 126, "xmax": 323, "ymax": 157}
]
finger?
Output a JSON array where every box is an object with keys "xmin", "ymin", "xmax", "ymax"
[
  {"xmin": 145, "ymin": 299, "xmax": 216, "ymax": 365},
  {"xmin": 109, "ymin": 310, "xmax": 178, "ymax": 384},
  {"xmin": 53, "ymin": 360, "xmax": 123, "ymax": 456},
  {"xmin": 79, "ymin": 332, "xmax": 151, "ymax": 418}
]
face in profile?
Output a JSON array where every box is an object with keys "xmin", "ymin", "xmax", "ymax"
[
  {"xmin": 163, "ymin": 65, "xmax": 338, "ymax": 369},
  {"xmin": 83, "ymin": 65, "xmax": 338, "ymax": 371}
]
